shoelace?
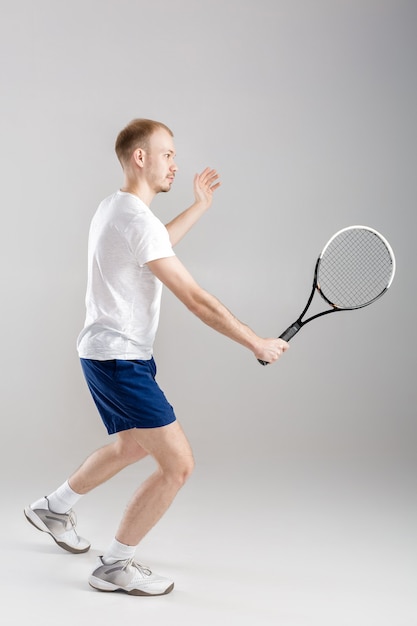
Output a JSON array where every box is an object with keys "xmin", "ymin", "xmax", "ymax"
[
  {"xmin": 123, "ymin": 558, "xmax": 152, "ymax": 577},
  {"xmin": 65, "ymin": 510, "xmax": 77, "ymax": 531},
  {"xmin": 44, "ymin": 508, "xmax": 77, "ymax": 533}
]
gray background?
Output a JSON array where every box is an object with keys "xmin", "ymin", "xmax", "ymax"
[{"xmin": 1, "ymin": 1, "xmax": 416, "ymax": 625}]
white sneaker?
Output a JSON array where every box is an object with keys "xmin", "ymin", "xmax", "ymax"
[
  {"xmin": 89, "ymin": 556, "xmax": 174, "ymax": 596},
  {"xmin": 24, "ymin": 497, "xmax": 90, "ymax": 554}
]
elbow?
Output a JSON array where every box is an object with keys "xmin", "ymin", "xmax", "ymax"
[
  {"xmin": 182, "ymin": 287, "xmax": 214, "ymax": 320},
  {"xmin": 184, "ymin": 294, "xmax": 204, "ymax": 317}
]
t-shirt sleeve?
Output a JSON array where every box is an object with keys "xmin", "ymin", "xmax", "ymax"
[{"xmin": 125, "ymin": 212, "xmax": 175, "ymax": 267}]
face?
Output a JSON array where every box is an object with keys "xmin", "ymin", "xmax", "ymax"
[{"xmin": 143, "ymin": 128, "xmax": 178, "ymax": 194}]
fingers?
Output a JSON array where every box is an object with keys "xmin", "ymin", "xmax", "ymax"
[
  {"xmin": 278, "ymin": 338, "xmax": 290, "ymax": 353},
  {"xmin": 196, "ymin": 167, "xmax": 221, "ymax": 192},
  {"xmin": 256, "ymin": 338, "xmax": 289, "ymax": 364},
  {"xmin": 269, "ymin": 344, "xmax": 287, "ymax": 362}
]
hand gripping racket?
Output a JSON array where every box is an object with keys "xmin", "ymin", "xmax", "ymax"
[{"xmin": 258, "ymin": 225, "xmax": 396, "ymax": 365}]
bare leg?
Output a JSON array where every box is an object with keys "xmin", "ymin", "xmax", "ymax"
[
  {"xmin": 69, "ymin": 433, "xmax": 148, "ymax": 494},
  {"xmin": 115, "ymin": 421, "xmax": 194, "ymax": 546}
]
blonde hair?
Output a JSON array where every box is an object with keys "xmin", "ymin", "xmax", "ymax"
[{"xmin": 115, "ymin": 118, "xmax": 173, "ymax": 166}]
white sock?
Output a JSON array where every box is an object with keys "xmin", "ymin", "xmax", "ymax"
[
  {"xmin": 31, "ymin": 480, "xmax": 82, "ymax": 514},
  {"xmin": 102, "ymin": 538, "xmax": 136, "ymax": 564}
]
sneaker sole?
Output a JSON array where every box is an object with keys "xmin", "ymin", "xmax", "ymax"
[
  {"xmin": 23, "ymin": 507, "xmax": 90, "ymax": 554},
  {"xmin": 89, "ymin": 575, "xmax": 174, "ymax": 596}
]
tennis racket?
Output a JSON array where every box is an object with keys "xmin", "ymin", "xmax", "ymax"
[{"xmin": 258, "ymin": 225, "xmax": 396, "ymax": 365}]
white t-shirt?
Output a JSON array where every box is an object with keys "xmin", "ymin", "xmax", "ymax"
[{"xmin": 77, "ymin": 190, "xmax": 175, "ymax": 360}]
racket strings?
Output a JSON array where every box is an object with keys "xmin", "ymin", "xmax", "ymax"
[{"xmin": 317, "ymin": 229, "xmax": 394, "ymax": 308}]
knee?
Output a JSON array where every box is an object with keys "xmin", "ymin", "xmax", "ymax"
[
  {"xmin": 181, "ymin": 455, "xmax": 195, "ymax": 484},
  {"xmin": 164, "ymin": 455, "xmax": 195, "ymax": 488}
]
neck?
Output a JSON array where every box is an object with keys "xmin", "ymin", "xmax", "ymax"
[{"xmin": 120, "ymin": 179, "xmax": 155, "ymax": 207}]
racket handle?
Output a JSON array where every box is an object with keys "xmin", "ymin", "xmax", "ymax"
[
  {"xmin": 257, "ymin": 321, "xmax": 301, "ymax": 366},
  {"xmin": 279, "ymin": 322, "xmax": 302, "ymax": 342}
]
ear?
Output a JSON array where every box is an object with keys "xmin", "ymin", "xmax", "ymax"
[{"xmin": 133, "ymin": 148, "xmax": 145, "ymax": 168}]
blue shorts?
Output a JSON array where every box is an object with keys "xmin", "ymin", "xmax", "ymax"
[{"xmin": 80, "ymin": 358, "xmax": 176, "ymax": 435}]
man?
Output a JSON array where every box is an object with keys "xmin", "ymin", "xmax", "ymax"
[{"xmin": 24, "ymin": 119, "xmax": 288, "ymax": 596}]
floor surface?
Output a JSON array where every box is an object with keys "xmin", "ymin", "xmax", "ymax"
[{"xmin": 5, "ymin": 460, "xmax": 417, "ymax": 626}]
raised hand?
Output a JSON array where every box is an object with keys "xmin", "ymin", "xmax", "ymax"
[{"xmin": 193, "ymin": 168, "xmax": 221, "ymax": 208}]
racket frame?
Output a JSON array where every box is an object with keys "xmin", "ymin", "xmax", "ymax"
[{"xmin": 258, "ymin": 225, "xmax": 396, "ymax": 365}]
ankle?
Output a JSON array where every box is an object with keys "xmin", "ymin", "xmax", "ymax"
[{"xmin": 102, "ymin": 538, "xmax": 136, "ymax": 564}]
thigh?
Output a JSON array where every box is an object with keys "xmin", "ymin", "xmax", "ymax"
[{"xmin": 121, "ymin": 421, "xmax": 194, "ymax": 471}]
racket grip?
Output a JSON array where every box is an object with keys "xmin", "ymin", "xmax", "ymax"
[
  {"xmin": 279, "ymin": 322, "xmax": 302, "ymax": 342},
  {"xmin": 257, "ymin": 321, "xmax": 301, "ymax": 366}
]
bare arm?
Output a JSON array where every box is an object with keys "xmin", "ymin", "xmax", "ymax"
[
  {"xmin": 165, "ymin": 168, "xmax": 220, "ymax": 246},
  {"xmin": 147, "ymin": 255, "xmax": 288, "ymax": 364}
]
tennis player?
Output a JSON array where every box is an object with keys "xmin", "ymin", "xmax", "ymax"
[{"xmin": 24, "ymin": 118, "xmax": 288, "ymax": 596}]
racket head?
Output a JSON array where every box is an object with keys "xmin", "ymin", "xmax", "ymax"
[{"xmin": 316, "ymin": 225, "xmax": 396, "ymax": 310}]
